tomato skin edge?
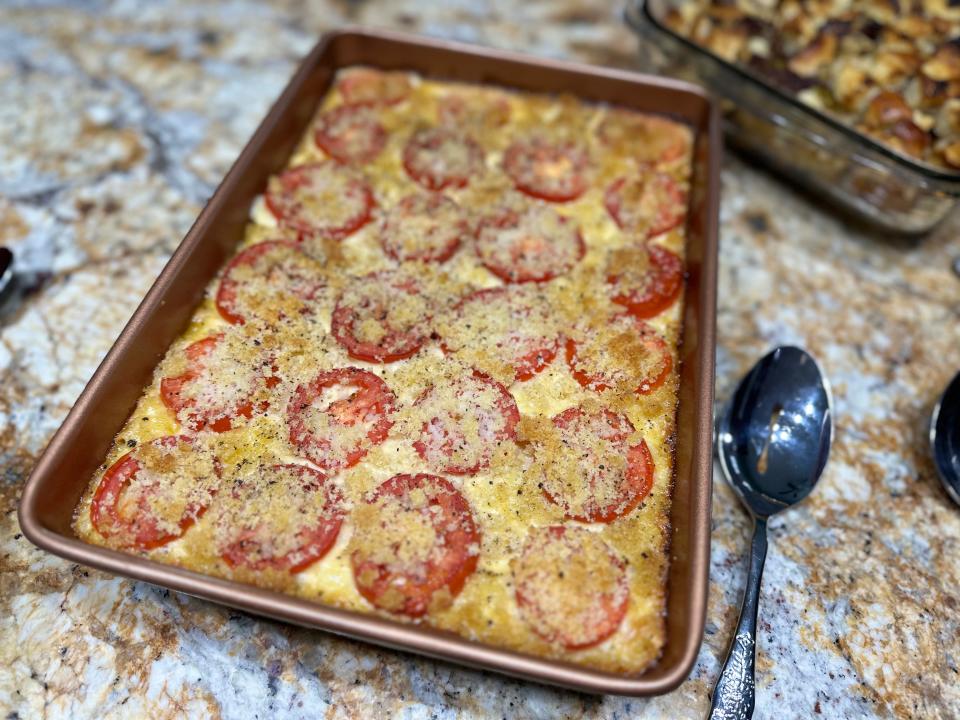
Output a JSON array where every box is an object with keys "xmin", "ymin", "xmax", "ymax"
[
  {"xmin": 541, "ymin": 407, "xmax": 655, "ymax": 524},
  {"xmin": 503, "ymin": 140, "xmax": 589, "ymax": 203},
  {"xmin": 439, "ymin": 287, "xmax": 559, "ymax": 381},
  {"xmin": 219, "ymin": 464, "xmax": 344, "ymax": 574},
  {"xmin": 379, "ymin": 194, "xmax": 469, "ymax": 264},
  {"xmin": 411, "ymin": 370, "xmax": 519, "ymax": 476},
  {"xmin": 331, "ymin": 302, "xmax": 427, "ymax": 363},
  {"xmin": 563, "ymin": 324, "xmax": 672, "ymax": 395},
  {"xmin": 607, "ymin": 245, "xmax": 684, "ymax": 320},
  {"xmin": 265, "ymin": 163, "xmax": 376, "ymax": 241},
  {"xmin": 330, "ymin": 273, "xmax": 430, "ymax": 363},
  {"xmin": 541, "ymin": 438, "xmax": 654, "ymax": 524},
  {"xmin": 350, "ymin": 473, "xmax": 480, "ymax": 618},
  {"xmin": 313, "ymin": 105, "xmax": 388, "ymax": 165},
  {"xmin": 604, "ymin": 174, "xmax": 687, "ymax": 238},
  {"xmin": 90, "ymin": 436, "xmax": 211, "ymax": 550},
  {"xmin": 635, "ymin": 331, "xmax": 673, "ymax": 395},
  {"xmin": 514, "ymin": 525, "xmax": 629, "ymax": 649},
  {"xmin": 476, "ymin": 216, "xmax": 586, "ymax": 285},
  {"xmin": 287, "ymin": 367, "xmax": 396, "ymax": 471},
  {"xmin": 337, "ymin": 70, "xmax": 412, "ymax": 107},
  {"xmin": 401, "ymin": 129, "xmax": 482, "ymax": 192},
  {"xmin": 215, "ymin": 240, "xmax": 304, "ymax": 326},
  {"xmin": 159, "ymin": 334, "xmax": 273, "ymax": 434},
  {"xmin": 512, "ymin": 342, "xmax": 558, "ymax": 382}
]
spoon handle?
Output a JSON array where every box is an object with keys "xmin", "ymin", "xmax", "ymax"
[{"xmin": 709, "ymin": 516, "xmax": 768, "ymax": 720}]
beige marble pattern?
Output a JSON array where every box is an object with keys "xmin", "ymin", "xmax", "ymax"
[{"xmin": 1, "ymin": 1, "xmax": 959, "ymax": 718}]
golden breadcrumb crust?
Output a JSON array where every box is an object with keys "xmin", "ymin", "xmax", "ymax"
[{"xmin": 73, "ymin": 67, "xmax": 693, "ymax": 674}]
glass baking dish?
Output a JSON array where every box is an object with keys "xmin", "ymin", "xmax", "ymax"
[{"xmin": 626, "ymin": 0, "xmax": 960, "ymax": 234}]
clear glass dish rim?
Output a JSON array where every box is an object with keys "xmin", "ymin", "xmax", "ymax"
[{"xmin": 626, "ymin": 0, "xmax": 960, "ymax": 191}]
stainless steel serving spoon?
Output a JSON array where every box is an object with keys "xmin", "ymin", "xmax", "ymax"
[
  {"xmin": 0, "ymin": 247, "xmax": 14, "ymax": 297},
  {"xmin": 710, "ymin": 346, "xmax": 834, "ymax": 719},
  {"xmin": 931, "ymin": 369, "xmax": 960, "ymax": 506},
  {"xmin": 0, "ymin": 247, "xmax": 48, "ymax": 324}
]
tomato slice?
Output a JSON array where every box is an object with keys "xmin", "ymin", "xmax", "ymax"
[
  {"xmin": 604, "ymin": 172, "xmax": 687, "ymax": 238},
  {"xmin": 90, "ymin": 435, "xmax": 217, "ymax": 550},
  {"xmin": 314, "ymin": 104, "xmax": 387, "ymax": 165},
  {"xmin": 565, "ymin": 315, "xmax": 673, "ymax": 395},
  {"xmin": 438, "ymin": 286, "xmax": 559, "ymax": 382},
  {"xmin": 337, "ymin": 68, "xmax": 412, "ymax": 106},
  {"xmin": 215, "ymin": 241, "xmax": 324, "ymax": 325},
  {"xmin": 331, "ymin": 270, "xmax": 432, "ymax": 363},
  {"xmin": 379, "ymin": 193, "xmax": 470, "ymax": 263},
  {"xmin": 597, "ymin": 110, "xmax": 690, "ymax": 166},
  {"xmin": 607, "ymin": 244, "xmax": 684, "ymax": 320},
  {"xmin": 540, "ymin": 406, "xmax": 654, "ymax": 524},
  {"xmin": 475, "ymin": 201, "xmax": 585, "ymax": 284},
  {"xmin": 503, "ymin": 138, "xmax": 589, "ymax": 202},
  {"xmin": 265, "ymin": 163, "xmax": 375, "ymax": 240},
  {"xmin": 437, "ymin": 93, "xmax": 511, "ymax": 130},
  {"xmin": 218, "ymin": 464, "xmax": 343, "ymax": 573},
  {"xmin": 351, "ymin": 473, "xmax": 481, "ymax": 617},
  {"xmin": 413, "ymin": 370, "xmax": 520, "ymax": 475},
  {"xmin": 513, "ymin": 525, "xmax": 628, "ymax": 649},
  {"xmin": 286, "ymin": 367, "xmax": 396, "ymax": 470},
  {"xmin": 159, "ymin": 334, "xmax": 277, "ymax": 433},
  {"xmin": 402, "ymin": 127, "xmax": 484, "ymax": 191}
]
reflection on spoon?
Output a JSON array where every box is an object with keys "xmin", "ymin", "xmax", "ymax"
[{"xmin": 755, "ymin": 403, "xmax": 783, "ymax": 476}]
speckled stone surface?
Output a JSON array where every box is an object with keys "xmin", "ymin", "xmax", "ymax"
[{"xmin": 2, "ymin": 2, "xmax": 960, "ymax": 718}]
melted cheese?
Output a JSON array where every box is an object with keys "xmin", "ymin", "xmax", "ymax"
[{"xmin": 72, "ymin": 67, "xmax": 694, "ymax": 675}]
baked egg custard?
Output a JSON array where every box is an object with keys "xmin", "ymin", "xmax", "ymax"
[{"xmin": 73, "ymin": 67, "xmax": 693, "ymax": 674}]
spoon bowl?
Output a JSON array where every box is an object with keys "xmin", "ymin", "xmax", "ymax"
[
  {"xmin": 710, "ymin": 346, "xmax": 833, "ymax": 719},
  {"xmin": 931, "ymin": 369, "xmax": 960, "ymax": 506},
  {"xmin": 0, "ymin": 247, "xmax": 13, "ymax": 297},
  {"xmin": 717, "ymin": 345, "xmax": 834, "ymax": 518}
]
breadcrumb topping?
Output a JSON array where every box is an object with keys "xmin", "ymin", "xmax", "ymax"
[{"xmin": 73, "ymin": 66, "xmax": 692, "ymax": 675}]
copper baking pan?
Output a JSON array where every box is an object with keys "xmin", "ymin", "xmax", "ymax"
[{"xmin": 18, "ymin": 27, "xmax": 719, "ymax": 696}]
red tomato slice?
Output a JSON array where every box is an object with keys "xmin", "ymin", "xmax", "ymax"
[
  {"xmin": 286, "ymin": 367, "xmax": 396, "ymax": 470},
  {"xmin": 331, "ymin": 270, "xmax": 432, "ymax": 363},
  {"xmin": 218, "ymin": 464, "xmax": 344, "ymax": 573},
  {"xmin": 379, "ymin": 193, "xmax": 470, "ymax": 263},
  {"xmin": 215, "ymin": 241, "xmax": 324, "ymax": 325},
  {"xmin": 314, "ymin": 104, "xmax": 387, "ymax": 165},
  {"xmin": 541, "ymin": 406, "xmax": 654, "ymax": 524},
  {"xmin": 402, "ymin": 127, "xmax": 484, "ymax": 191},
  {"xmin": 604, "ymin": 172, "xmax": 687, "ymax": 238},
  {"xmin": 159, "ymin": 334, "xmax": 277, "ymax": 433},
  {"xmin": 351, "ymin": 473, "xmax": 481, "ymax": 617},
  {"xmin": 437, "ymin": 93, "xmax": 511, "ymax": 129},
  {"xmin": 475, "ymin": 202, "xmax": 585, "ymax": 284},
  {"xmin": 438, "ymin": 287, "xmax": 559, "ymax": 382},
  {"xmin": 337, "ymin": 68, "xmax": 412, "ymax": 106},
  {"xmin": 513, "ymin": 525, "xmax": 628, "ymax": 649},
  {"xmin": 503, "ymin": 138, "xmax": 589, "ymax": 202},
  {"xmin": 606, "ymin": 244, "xmax": 684, "ymax": 320},
  {"xmin": 413, "ymin": 370, "xmax": 520, "ymax": 475},
  {"xmin": 265, "ymin": 163, "xmax": 375, "ymax": 240},
  {"xmin": 90, "ymin": 435, "xmax": 216, "ymax": 550},
  {"xmin": 564, "ymin": 315, "xmax": 673, "ymax": 395},
  {"xmin": 597, "ymin": 110, "xmax": 690, "ymax": 165}
]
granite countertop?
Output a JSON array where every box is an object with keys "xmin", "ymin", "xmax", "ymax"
[{"xmin": 2, "ymin": 1, "xmax": 959, "ymax": 718}]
